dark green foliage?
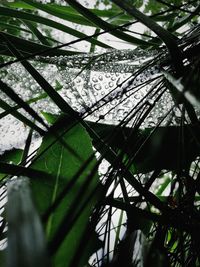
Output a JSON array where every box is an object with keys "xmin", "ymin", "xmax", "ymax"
[
  {"xmin": 0, "ymin": 0, "xmax": 200, "ymax": 267},
  {"xmin": 90, "ymin": 122, "xmax": 200, "ymax": 173}
]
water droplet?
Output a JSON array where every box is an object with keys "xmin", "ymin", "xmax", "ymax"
[
  {"xmin": 94, "ymin": 84, "xmax": 102, "ymax": 90},
  {"xmin": 108, "ymin": 82, "xmax": 114, "ymax": 88}
]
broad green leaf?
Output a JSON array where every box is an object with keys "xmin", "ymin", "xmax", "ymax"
[{"xmin": 30, "ymin": 116, "xmax": 101, "ymax": 267}]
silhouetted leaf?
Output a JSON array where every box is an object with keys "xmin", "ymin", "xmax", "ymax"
[{"xmin": 90, "ymin": 122, "xmax": 200, "ymax": 172}]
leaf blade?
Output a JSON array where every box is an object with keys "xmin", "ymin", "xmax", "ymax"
[
  {"xmin": 30, "ymin": 116, "xmax": 100, "ymax": 267},
  {"xmin": 0, "ymin": 6, "xmax": 111, "ymax": 49}
]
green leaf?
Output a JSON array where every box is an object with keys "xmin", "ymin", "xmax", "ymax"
[
  {"xmin": 30, "ymin": 116, "xmax": 101, "ymax": 267},
  {"xmin": 0, "ymin": 21, "xmax": 31, "ymax": 34},
  {"xmin": 156, "ymin": 177, "xmax": 171, "ymax": 197},
  {"xmin": 0, "ymin": 161, "xmax": 55, "ymax": 180},
  {"xmin": 4, "ymin": 0, "xmax": 35, "ymax": 10},
  {"xmin": 22, "ymin": 0, "xmax": 93, "ymax": 26},
  {"xmin": 0, "ymin": 80, "xmax": 63, "ymax": 121},
  {"xmin": 0, "ymin": 149, "xmax": 23, "ymax": 180},
  {"xmin": 21, "ymin": 20, "xmax": 51, "ymax": 46},
  {"xmin": 109, "ymin": 199, "xmax": 153, "ymax": 235},
  {"xmin": 41, "ymin": 111, "xmax": 58, "ymax": 125},
  {"xmin": 169, "ymin": 3, "xmax": 200, "ymax": 32},
  {"xmin": 13, "ymin": 1, "xmax": 132, "ymax": 25}
]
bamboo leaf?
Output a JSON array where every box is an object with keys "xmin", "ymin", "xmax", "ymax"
[
  {"xmin": 0, "ymin": 6, "xmax": 111, "ymax": 49},
  {"xmin": 0, "ymin": 161, "xmax": 55, "ymax": 180},
  {"xmin": 0, "ymin": 81, "xmax": 62, "ymax": 120},
  {"xmin": 84, "ymin": 121, "xmax": 166, "ymax": 212},
  {"xmin": 4, "ymin": 1, "xmax": 35, "ymax": 10},
  {"xmin": 11, "ymin": 1, "xmax": 132, "ymax": 25},
  {"xmin": 12, "ymin": 1, "xmax": 180, "ymax": 25},
  {"xmin": 169, "ymin": 4, "xmax": 200, "ymax": 32}
]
